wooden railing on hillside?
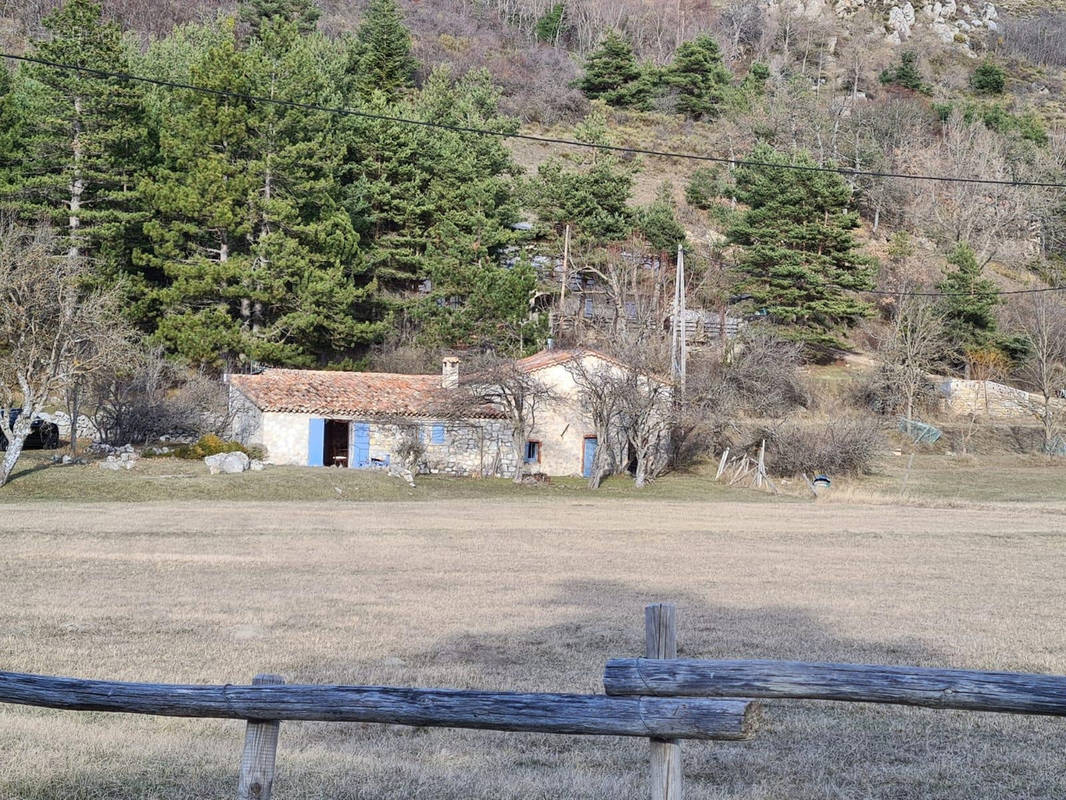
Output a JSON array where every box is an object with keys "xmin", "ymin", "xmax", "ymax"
[{"xmin": 4, "ymin": 603, "xmax": 1066, "ymax": 800}]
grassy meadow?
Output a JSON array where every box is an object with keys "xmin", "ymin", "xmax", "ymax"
[{"xmin": 2, "ymin": 468, "xmax": 1066, "ymax": 798}]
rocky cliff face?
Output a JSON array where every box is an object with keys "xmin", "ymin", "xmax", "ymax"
[{"xmin": 773, "ymin": 0, "xmax": 1000, "ymax": 54}]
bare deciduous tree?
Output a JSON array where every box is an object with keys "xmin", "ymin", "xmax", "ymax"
[
  {"xmin": 0, "ymin": 221, "xmax": 132, "ymax": 486},
  {"xmin": 672, "ymin": 329, "xmax": 806, "ymax": 466},
  {"xmin": 1011, "ymin": 294, "xmax": 1066, "ymax": 453},
  {"xmin": 564, "ymin": 344, "xmax": 673, "ymax": 488},
  {"xmin": 877, "ymin": 296, "xmax": 947, "ymax": 428},
  {"xmin": 442, "ymin": 354, "xmax": 558, "ymax": 483}
]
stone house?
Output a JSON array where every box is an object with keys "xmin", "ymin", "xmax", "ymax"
[{"xmin": 226, "ymin": 349, "xmax": 669, "ymax": 478}]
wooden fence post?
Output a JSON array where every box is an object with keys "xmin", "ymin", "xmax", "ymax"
[
  {"xmin": 237, "ymin": 673, "xmax": 285, "ymax": 800},
  {"xmin": 646, "ymin": 603, "xmax": 682, "ymax": 800}
]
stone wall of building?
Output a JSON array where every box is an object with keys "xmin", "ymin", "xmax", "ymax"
[{"xmin": 368, "ymin": 419, "xmax": 517, "ymax": 477}]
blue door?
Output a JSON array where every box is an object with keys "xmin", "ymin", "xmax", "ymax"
[
  {"xmin": 308, "ymin": 418, "xmax": 325, "ymax": 467},
  {"xmin": 352, "ymin": 422, "xmax": 370, "ymax": 468},
  {"xmin": 582, "ymin": 436, "xmax": 598, "ymax": 478}
]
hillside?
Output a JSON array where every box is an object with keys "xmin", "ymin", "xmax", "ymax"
[{"xmin": 0, "ymin": 0, "xmax": 1063, "ymax": 374}]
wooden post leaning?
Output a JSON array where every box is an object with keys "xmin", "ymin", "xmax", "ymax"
[
  {"xmin": 646, "ymin": 603, "xmax": 682, "ymax": 800},
  {"xmin": 237, "ymin": 673, "xmax": 285, "ymax": 800}
]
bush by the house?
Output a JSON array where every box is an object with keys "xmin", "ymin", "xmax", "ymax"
[{"xmin": 174, "ymin": 435, "xmax": 262, "ymax": 461}]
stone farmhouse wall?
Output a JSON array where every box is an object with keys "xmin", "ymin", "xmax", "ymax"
[
  {"xmin": 369, "ymin": 419, "xmax": 517, "ymax": 477},
  {"xmin": 228, "ymin": 398, "xmax": 518, "ymax": 477}
]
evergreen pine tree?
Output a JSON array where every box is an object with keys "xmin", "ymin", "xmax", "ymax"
[
  {"xmin": 239, "ymin": 0, "xmax": 320, "ymax": 36},
  {"xmin": 343, "ymin": 66, "xmax": 532, "ymax": 352},
  {"xmin": 414, "ymin": 68, "xmax": 533, "ymax": 350},
  {"xmin": 0, "ymin": 67, "xmax": 23, "ymax": 202},
  {"xmin": 10, "ymin": 0, "xmax": 151, "ymax": 274},
  {"xmin": 534, "ymin": 4, "xmax": 566, "ymax": 45},
  {"xmin": 727, "ymin": 143, "xmax": 874, "ymax": 351},
  {"xmin": 640, "ymin": 183, "xmax": 685, "ymax": 253},
  {"xmin": 530, "ymin": 104, "xmax": 635, "ymax": 246},
  {"xmin": 664, "ymin": 34, "xmax": 731, "ymax": 119},
  {"xmin": 879, "ymin": 51, "xmax": 927, "ymax": 93},
  {"xmin": 936, "ymin": 243, "xmax": 1002, "ymax": 358},
  {"xmin": 350, "ymin": 0, "xmax": 416, "ymax": 102},
  {"xmin": 140, "ymin": 18, "xmax": 383, "ymax": 367},
  {"xmin": 577, "ymin": 31, "xmax": 654, "ymax": 110}
]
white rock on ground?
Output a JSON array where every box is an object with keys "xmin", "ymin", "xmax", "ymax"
[{"xmin": 204, "ymin": 451, "xmax": 250, "ymax": 475}]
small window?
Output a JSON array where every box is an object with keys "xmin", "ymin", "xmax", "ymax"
[
  {"xmin": 524, "ymin": 440, "xmax": 541, "ymax": 464},
  {"xmin": 431, "ymin": 423, "xmax": 445, "ymax": 444}
]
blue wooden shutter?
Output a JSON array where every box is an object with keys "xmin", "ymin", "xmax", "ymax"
[
  {"xmin": 308, "ymin": 418, "xmax": 325, "ymax": 466},
  {"xmin": 431, "ymin": 423, "xmax": 445, "ymax": 444}
]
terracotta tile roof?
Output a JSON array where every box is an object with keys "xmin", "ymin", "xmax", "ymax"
[
  {"xmin": 516, "ymin": 348, "xmax": 671, "ymax": 384},
  {"xmin": 515, "ymin": 348, "xmax": 614, "ymax": 373},
  {"xmin": 229, "ymin": 369, "xmax": 499, "ymax": 418}
]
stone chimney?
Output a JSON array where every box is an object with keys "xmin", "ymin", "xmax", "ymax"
[{"xmin": 441, "ymin": 356, "xmax": 460, "ymax": 389}]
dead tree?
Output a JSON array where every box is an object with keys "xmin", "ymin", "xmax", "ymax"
[
  {"xmin": 0, "ymin": 221, "xmax": 131, "ymax": 487},
  {"xmin": 1011, "ymin": 294, "xmax": 1066, "ymax": 453}
]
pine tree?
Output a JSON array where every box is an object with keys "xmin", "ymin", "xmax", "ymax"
[
  {"xmin": 530, "ymin": 104, "xmax": 635, "ymax": 245},
  {"xmin": 414, "ymin": 69, "xmax": 532, "ymax": 350},
  {"xmin": 349, "ymin": 0, "xmax": 416, "ymax": 102},
  {"xmin": 936, "ymin": 243, "xmax": 1002, "ymax": 359},
  {"xmin": 140, "ymin": 18, "xmax": 383, "ymax": 367},
  {"xmin": 727, "ymin": 144, "xmax": 874, "ymax": 351},
  {"xmin": 664, "ymin": 34, "xmax": 731, "ymax": 119},
  {"xmin": 879, "ymin": 51, "xmax": 927, "ymax": 93},
  {"xmin": 534, "ymin": 4, "xmax": 566, "ymax": 45},
  {"xmin": 577, "ymin": 31, "xmax": 654, "ymax": 110},
  {"xmin": 640, "ymin": 182, "xmax": 685, "ymax": 253},
  {"xmin": 239, "ymin": 0, "xmax": 320, "ymax": 36},
  {"xmin": 0, "ymin": 67, "xmax": 23, "ymax": 202},
  {"xmin": 343, "ymin": 66, "xmax": 532, "ymax": 352},
  {"xmin": 9, "ymin": 0, "xmax": 151, "ymax": 274}
]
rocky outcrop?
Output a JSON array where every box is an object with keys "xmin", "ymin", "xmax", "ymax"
[{"xmin": 770, "ymin": 0, "xmax": 998, "ymax": 54}]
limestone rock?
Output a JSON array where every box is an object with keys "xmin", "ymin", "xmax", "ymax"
[
  {"xmin": 249, "ymin": 459, "xmax": 265, "ymax": 472},
  {"xmin": 204, "ymin": 451, "xmax": 250, "ymax": 475}
]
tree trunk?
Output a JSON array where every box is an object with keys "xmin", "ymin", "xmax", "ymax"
[
  {"xmin": 634, "ymin": 451, "xmax": 647, "ymax": 488},
  {"xmin": 511, "ymin": 424, "xmax": 526, "ymax": 483},
  {"xmin": 68, "ymin": 97, "xmax": 84, "ymax": 263},
  {"xmin": 0, "ymin": 417, "xmax": 33, "ymax": 488}
]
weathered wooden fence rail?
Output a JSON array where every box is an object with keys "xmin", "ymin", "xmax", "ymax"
[
  {"xmin": 0, "ymin": 670, "xmax": 753, "ymax": 738},
  {"xmin": 5, "ymin": 602, "xmax": 1066, "ymax": 800},
  {"xmin": 603, "ymin": 658, "xmax": 1066, "ymax": 716}
]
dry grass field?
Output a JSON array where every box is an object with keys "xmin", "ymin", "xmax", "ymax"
[{"xmin": 2, "ymin": 491, "xmax": 1066, "ymax": 799}]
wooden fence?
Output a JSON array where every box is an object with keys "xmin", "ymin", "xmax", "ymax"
[{"xmin": 4, "ymin": 603, "xmax": 1066, "ymax": 799}]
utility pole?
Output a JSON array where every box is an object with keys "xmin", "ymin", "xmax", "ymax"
[{"xmin": 670, "ymin": 244, "xmax": 687, "ymax": 392}]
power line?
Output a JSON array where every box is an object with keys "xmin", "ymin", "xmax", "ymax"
[{"xmin": 5, "ymin": 52, "xmax": 1066, "ymax": 190}]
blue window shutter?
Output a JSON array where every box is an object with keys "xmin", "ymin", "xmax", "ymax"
[
  {"xmin": 308, "ymin": 418, "xmax": 325, "ymax": 466},
  {"xmin": 431, "ymin": 423, "xmax": 445, "ymax": 444}
]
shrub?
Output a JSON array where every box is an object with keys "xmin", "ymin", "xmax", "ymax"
[
  {"xmin": 685, "ymin": 167, "xmax": 732, "ymax": 210},
  {"xmin": 174, "ymin": 434, "xmax": 248, "ymax": 460},
  {"xmin": 970, "ymin": 60, "xmax": 1006, "ymax": 94},
  {"xmin": 758, "ymin": 417, "xmax": 885, "ymax": 477},
  {"xmin": 534, "ymin": 4, "xmax": 565, "ymax": 44},
  {"xmin": 879, "ymin": 51, "xmax": 928, "ymax": 93},
  {"xmin": 851, "ymin": 368, "xmax": 940, "ymax": 416}
]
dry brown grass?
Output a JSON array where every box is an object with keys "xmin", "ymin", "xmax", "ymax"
[{"xmin": 2, "ymin": 497, "xmax": 1065, "ymax": 799}]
